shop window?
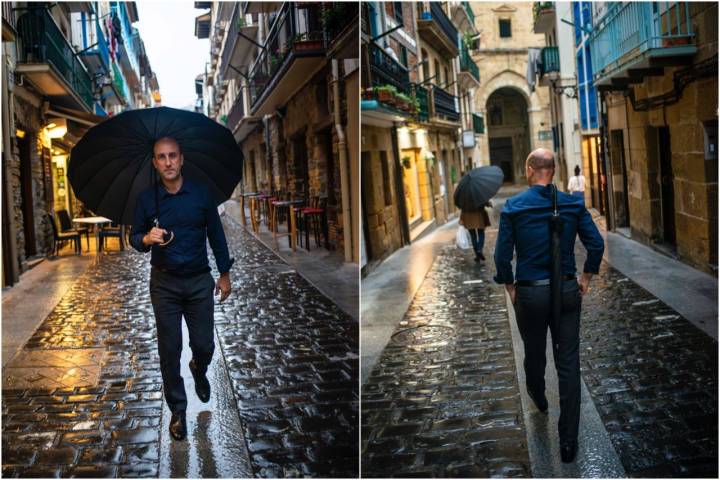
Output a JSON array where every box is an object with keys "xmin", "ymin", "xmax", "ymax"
[{"xmin": 499, "ymin": 19, "xmax": 512, "ymax": 38}]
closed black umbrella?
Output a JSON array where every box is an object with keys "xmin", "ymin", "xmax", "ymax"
[
  {"xmin": 68, "ymin": 106, "xmax": 243, "ymax": 225},
  {"xmin": 549, "ymin": 184, "xmax": 563, "ymax": 351},
  {"xmin": 453, "ymin": 165, "xmax": 504, "ymax": 211}
]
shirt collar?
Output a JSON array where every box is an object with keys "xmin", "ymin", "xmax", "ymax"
[{"xmin": 158, "ymin": 178, "xmax": 191, "ymax": 199}]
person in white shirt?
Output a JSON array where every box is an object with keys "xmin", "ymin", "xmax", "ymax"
[{"xmin": 567, "ymin": 165, "xmax": 586, "ymax": 199}]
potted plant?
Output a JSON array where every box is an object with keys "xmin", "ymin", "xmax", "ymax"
[
  {"xmin": 395, "ymin": 92, "xmax": 413, "ymax": 112},
  {"xmin": 402, "ymin": 156, "xmax": 412, "ymax": 169},
  {"xmin": 292, "ymin": 31, "xmax": 323, "ymax": 52},
  {"xmin": 374, "ymin": 85, "xmax": 398, "ymax": 104}
]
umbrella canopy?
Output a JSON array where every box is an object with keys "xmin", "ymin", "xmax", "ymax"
[
  {"xmin": 453, "ymin": 165, "xmax": 504, "ymax": 211},
  {"xmin": 68, "ymin": 106, "xmax": 243, "ymax": 224}
]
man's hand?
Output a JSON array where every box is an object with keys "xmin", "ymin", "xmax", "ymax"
[
  {"xmin": 215, "ymin": 272, "xmax": 231, "ymax": 303},
  {"xmin": 578, "ymin": 272, "xmax": 593, "ymax": 295},
  {"xmin": 505, "ymin": 283, "xmax": 516, "ymax": 304},
  {"xmin": 143, "ymin": 227, "xmax": 168, "ymax": 246}
]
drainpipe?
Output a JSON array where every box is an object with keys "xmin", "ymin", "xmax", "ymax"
[
  {"xmin": 331, "ymin": 59, "xmax": 352, "ymax": 263},
  {"xmin": 2, "ymin": 44, "xmax": 20, "ymax": 285},
  {"xmin": 263, "ymin": 114, "xmax": 272, "ymax": 189}
]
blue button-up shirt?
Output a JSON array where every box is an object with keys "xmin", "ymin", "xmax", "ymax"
[
  {"xmin": 493, "ymin": 184, "xmax": 604, "ymax": 284},
  {"xmin": 130, "ymin": 178, "xmax": 234, "ymax": 275}
]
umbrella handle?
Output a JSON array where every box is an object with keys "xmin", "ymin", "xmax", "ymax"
[{"xmin": 158, "ymin": 231, "xmax": 174, "ymax": 247}]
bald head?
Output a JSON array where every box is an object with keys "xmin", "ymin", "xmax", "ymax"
[{"xmin": 525, "ymin": 148, "xmax": 555, "ymax": 186}]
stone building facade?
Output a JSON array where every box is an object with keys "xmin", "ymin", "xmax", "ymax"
[
  {"xmin": 203, "ymin": 2, "xmax": 359, "ymax": 263},
  {"xmin": 472, "ymin": 2, "xmax": 553, "ymax": 183},
  {"xmin": 594, "ymin": 2, "xmax": 718, "ymax": 274}
]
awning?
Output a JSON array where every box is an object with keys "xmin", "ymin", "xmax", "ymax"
[{"xmin": 47, "ymin": 105, "xmax": 107, "ymax": 128}]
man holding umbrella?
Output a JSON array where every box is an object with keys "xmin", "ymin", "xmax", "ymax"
[
  {"xmin": 493, "ymin": 148, "xmax": 604, "ymax": 463},
  {"xmin": 68, "ymin": 107, "xmax": 242, "ymax": 442},
  {"xmin": 130, "ymin": 136, "xmax": 233, "ymax": 441}
]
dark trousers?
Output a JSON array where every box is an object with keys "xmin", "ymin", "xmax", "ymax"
[
  {"xmin": 149, "ymin": 267, "xmax": 215, "ymax": 413},
  {"xmin": 468, "ymin": 228, "xmax": 485, "ymax": 257},
  {"xmin": 514, "ymin": 278, "xmax": 582, "ymax": 446}
]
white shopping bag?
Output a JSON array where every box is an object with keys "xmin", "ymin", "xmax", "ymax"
[{"xmin": 456, "ymin": 225, "xmax": 472, "ymax": 250}]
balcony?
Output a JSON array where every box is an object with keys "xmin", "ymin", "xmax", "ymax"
[
  {"xmin": 2, "ymin": 2, "xmax": 17, "ymax": 42},
  {"xmin": 16, "ymin": 7, "xmax": 95, "ymax": 112},
  {"xmin": 451, "ymin": 2, "xmax": 476, "ymax": 34},
  {"xmin": 219, "ymin": 2, "xmax": 259, "ymax": 78},
  {"xmin": 248, "ymin": 3, "xmax": 326, "ymax": 116},
  {"xmin": 368, "ymin": 42, "xmax": 410, "ymax": 94},
  {"xmin": 458, "ymin": 41, "xmax": 480, "ymax": 88},
  {"xmin": 431, "ymin": 85, "xmax": 459, "ymax": 122},
  {"xmin": 418, "ymin": 2, "xmax": 459, "ymax": 58},
  {"xmin": 589, "ymin": 2, "xmax": 697, "ymax": 87},
  {"xmin": 243, "ymin": 2, "xmax": 282, "ymax": 15},
  {"xmin": 533, "ymin": 2, "xmax": 555, "ymax": 34},
  {"xmin": 472, "ymin": 113, "xmax": 484, "ymax": 134},
  {"xmin": 77, "ymin": 20, "xmax": 110, "ymax": 76},
  {"xmin": 539, "ymin": 46, "xmax": 560, "ymax": 86}
]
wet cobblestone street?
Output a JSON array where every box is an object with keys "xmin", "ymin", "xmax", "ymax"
[
  {"xmin": 362, "ymin": 224, "xmax": 718, "ymax": 478},
  {"xmin": 2, "ymin": 214, "xmax": 358, "ymax": 478},
  {"xmin": 579, "ymin": 262, "xmax": 718, "ymax": 477},
  {"xmin": 361, "ymin": 230, "xmax": 531, "ymax": 478}
]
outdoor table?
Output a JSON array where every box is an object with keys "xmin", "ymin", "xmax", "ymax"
[
  {"xmin": 72, "ymin": 217, "xmax": 124, "ymax": 252},
  {"xmin": 271, "ymin": 200, "xmax": 304, "ymax": 249}
]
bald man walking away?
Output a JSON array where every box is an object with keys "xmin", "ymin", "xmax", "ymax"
[{"xmin": 493, "ymin": 148, "xmax": 604, "ymax": 463}]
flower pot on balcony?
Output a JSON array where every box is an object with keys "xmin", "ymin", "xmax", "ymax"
[
  {"xmin": 362, "ymin": 89, "xmax": 377, "ymax": 101},
  {"xmin": 376, "ymin": 91, "xmax": 394, "ymax": 104},
  {"xmin": 293, "ymin": 40, "xmax": 323, "ymax": 53},
  {"xmin": 662, "ymin": 37, "xmax": 691, "ymax": 47}
]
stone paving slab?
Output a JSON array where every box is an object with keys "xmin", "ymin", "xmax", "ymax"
[
  {"xmin": 215, "ymin": 217, "xmax": 359, "ymax": 478},
  {"xmin": 579, "ymin": 261, "xmax": 718, "ymax": 478},
  {"xmin": 361, "ymin": 240, "xmax": 531, "ymax": 478},
  {"xmin": 2, "ymin": 252, "xmax": 162, "ymax": 478}
]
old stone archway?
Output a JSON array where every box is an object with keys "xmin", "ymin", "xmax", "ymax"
[{"xmin": 486, "ymin": 87, "xmax": 530, "ymax": 183}]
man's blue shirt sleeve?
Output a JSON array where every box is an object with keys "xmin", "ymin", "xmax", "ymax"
[
  {"xmin": 578, "ymin": 207, "xmax": 604, "ymax": 274},
  {"xmin": 493, "ymin": 207, "xmax": 515, "ymax": 284},
  {"xmin": 130, "ymin": 193, "xmax": 151, "ymax": 253},
  {"xmin": 205, "ymin": 189, "xmax": 234, "ymax": 274}
]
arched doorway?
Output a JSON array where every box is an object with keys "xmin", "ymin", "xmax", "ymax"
[{"xmin": 486, "ymin": 87, "xmax": 530, "ymax": 184}]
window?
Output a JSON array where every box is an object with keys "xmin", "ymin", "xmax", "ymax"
[
  {"xmin": 421, "ymin": 49, "xmax": 430, "ymax": 81},
  {"xmin": 380, "ymin": 152, "xmax": 393, "ymax": 207},
  {"xmin": 444, "ymin": 67, "xmax": 449, "ymax": 86},
  {"xmin": 704, "ymin": 120, "xmax": 718, "ymax": 161},
  {"xmin": 434, "ymin": 59, "xmax": 441, "ymax": 83},
  {"xmin": 399, "ymin": 45, "xmax": 408, "ymax": 68},
  {"xmin": 393, "ymin": 2, "xmax": 403, "ymax": 24},
  {"xmin": 499, "ymin": 19, "xmax": 512, "ymax": 38}
]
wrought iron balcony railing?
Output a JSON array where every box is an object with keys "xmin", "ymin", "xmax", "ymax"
[
  {"xmin": 589, "ymin": 2, "xmax": 696, "ymax": 83},
  {"xmin": 472, "ymin": 113, "xmax": 484, "ymax": 134},
  {"xmin": 16, "ymin": 7, "xmax": 94, "ymax": 110},
  {"xmin": 227, "ymin": 91, "xmax": 246, "ymax": 128},
  {"xmin": 421, "ymin": 2, "xmax": 459, "ymax": 50},
  {"xmin": 368, "ymin": 42, "xmax": 410, "ymax": 94},
  {"xmin": 248, "ymin": 2, "xmax": 325, "ymax": 109},
  {"xmin": 540, "ymin": 46, "xmax": 560, "ymax": 75},
  {"xmin": 324, "ymin": 2, "xmax": 358, "ymax": 44},
  {"xmin": 460, "ymin": 42, "xmax": 479, "ymax": 81},
  {"xmin": 432, "ymin": 85, "xmax": 459, "ymax": 121},
  {"xmin": 413, "ymin": 84, "xmax": 429, "ymax": 122}
]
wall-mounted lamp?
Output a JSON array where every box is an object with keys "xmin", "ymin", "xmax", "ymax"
[
  {"xmin": 44, "ymin": 118, "xmax": 67, "ymax": 139},
  {"xmin": 15, "ymin": 128, "xmax": 25, "ymax": 138}
]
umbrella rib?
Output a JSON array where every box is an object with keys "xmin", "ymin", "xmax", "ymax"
[{"xmin": 93, "ymin": 153, "xmax": 150, "ymax": 222}]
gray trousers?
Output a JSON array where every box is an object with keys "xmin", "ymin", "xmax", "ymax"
[
  {"xmin": 149, "ymin": 267, "xmax": 215, "ymax": 413},
  {"xmin": 514, "ymin": 278, "xmax": 582, "ymax": 446}
]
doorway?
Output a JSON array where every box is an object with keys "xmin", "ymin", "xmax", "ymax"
[
  {"xmin": 401, "ymin": 149, "xmax": 423, "ymax": 229},
  {"xmin": 658, "ymin": 127, "xmax": 675, "ymax": 246},
  {"xmin": 18, "ymin": 134, "xmax": 36, "ymax": 258},
  {"xmin": 489, "ymin": 137, "xmax": 514, "ymax": 183},
  {"xmin": 610, "ymin": 129, "xmax": 630, "ymax": 229}
]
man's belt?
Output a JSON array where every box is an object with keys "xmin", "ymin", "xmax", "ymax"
[
  {"xmin": 153, "ymin": 265, "xmax": 211, "ymax": 278},
  {"xmin": 515, "ymin": 275, "xmax": 576, "ymax": 286}
]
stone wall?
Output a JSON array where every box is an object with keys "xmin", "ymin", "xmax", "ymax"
[
  {"xmin": 361, "ymin": 125, "xmax": 403, "ymax": 263},
  {"xmin": 603, "ymin": 2, "xmax": 718, "ymax": 274}
]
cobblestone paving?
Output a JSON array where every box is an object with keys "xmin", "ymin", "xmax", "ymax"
[
  {"xmin": 361, "ymin": 237, "xmax": 531, "ymax": 478},
  {"xmin": 579, "ymin": 261, "xmax": 718, "ymax": 478},
  {"xmin": 2, "ymin": 253, "xmax": 162, "ymax": 478},
  {"xmin": 215, "ymin": 218, "xmax": 359, "ymax": 478},
  {"xmin": 2, "ymin": 215, "xmax": 358, "ymax": 478}
]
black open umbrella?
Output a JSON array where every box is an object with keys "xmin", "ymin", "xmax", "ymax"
[
  {"xmin": 68, "ymin": 106, "xmax": 243, "ymax": 225},
  {"xmin": 453, "ymin": 165, "xmax": 504, "ymax": 211}
]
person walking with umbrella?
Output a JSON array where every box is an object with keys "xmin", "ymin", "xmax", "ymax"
[
  {"xmin": 68, "ymin": 107, "xmax": 242, "ymax": 441},
  {"xmin": 454, "ymin": 165, "xmax": 504, "ymax": 262},
  {"xmin": 493, "ymin": 148, "xmax": 604, "ymax": 463}
]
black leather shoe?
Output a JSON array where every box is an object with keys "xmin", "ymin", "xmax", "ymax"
[
  {"xmin": 561, "ymin": 443, "xmax": 577, "ymax": 463},
  {"xmin": 169, "ymin": 411, "xmax": 187, "ymax": 441},
  {"xmin": 527, "ymin": 389, "xmax": 548, "ymax": 413},
  {"xmin": 478, "ymin": 253, "xmax": 486, "ymax": 261},
  {"xmin": 189, "ymin": 359, "xmax": 210, "ymax": 403}
]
